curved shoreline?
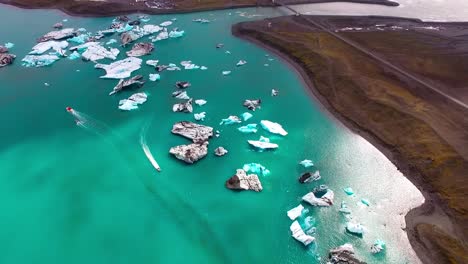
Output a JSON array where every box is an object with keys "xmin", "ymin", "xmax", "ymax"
[
  {"xmin": 0, "ymin": 0, "xmax": 398, "ymax": 17},
  {"xmin": 232, "ymin": 16, "xmax": 468, "ymax": 263}
]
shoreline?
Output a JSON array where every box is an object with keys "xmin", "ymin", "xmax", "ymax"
[
  {"xmin": 0, "ymin": 0, "xmax": 398, "ymax": 17},
  {"xmin": 232, "ymin": 16, "xmax": 468, "ymax": 263}
]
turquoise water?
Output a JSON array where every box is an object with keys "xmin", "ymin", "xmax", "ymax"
[{"xmin": 0, "ymin": 5, "xmax": 423, "ymax": 264}]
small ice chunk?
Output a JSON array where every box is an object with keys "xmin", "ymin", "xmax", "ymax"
[
  {"xmin": 195, "ymin": 99, "xmax": 207, "ymax": 106},
  {"xmin": 339, "ymin": 201, "xmax": 352, "ymax": 214},
  {"xmin": 151, "ymin": 30, "xmax": 169, "ymax": 42},
  {"xmin": 172, "ymin": 90, "xmax": 190, "ymax": 100},
  {"xmin": 299, "ymin": 159, "xmax": 314, "ymax": 168},
  {"xmin": 146, "ymin": 60, "xmax": 159, "ymax": 67},
  {"xmin": 160, "ymin": 21, "xmax": 172, "ymax": 27},
  {"xmin": 169, "ymin": 30, "xmax": 185, "ymax": 38},
  {"xmin": 68, "ymin": 33, "xmax": 90, "ymax": 44},
  {"xmin": 4, "ymin": 42, "xmax": 14, "ymax": 49},
  {"xmin": 194, "ymin": 112, "xmax": 206, "ymax": 121},
  {"xmin": 68, "ymin": 51, "xmax": 80, "ymax": 60},
  {"xmin": 361, "ymin": 198, "xmax": 370, "ymax": 206},
  {"xmin": 95, "ymin": 57, "xmax": 142, "ymax": 79},
  {"xmin": 242, "ymin": 163, "xmax": 270, "ymax": 176},
  {"xmin": 192, "ymin": 18, "xmax": 210, "ymax": 23},
  {"xmin": 225, "ymin": 50, "xmax": 231, "ymax": 54},
  {"xmin": 21, "ymin": 54, "xmax": 60, "ymax": 67},
  {"xmin": 238, "ymin": 124, "xmax": 257, "ymax": 133},
  {"xmin": 167, "ymin": 63, "xmax": 181, "ymax": 71},
  {"xmin": 343, "ymin": 187, "xmax": 354, "ymax": 196},
  {"xmin": 287, "ymin": 204, "xmax": 304, "ymax": 220},
  {"xmin": 44, "ymin": 82, "xmax": 50, "ymax": 86},
  {"xmin": 200, "ymin": 66, "xmax": 208, "ymax": 70},
  {"xmin": 214, "ymin": 146, "xmax": 228, "ymax": 156},
  {"xmin": 222, "ymin": 70, "xmax": 231, "ymax": 75},
  {"xmin": 118, "ymin": 92, "xmax": 148, "ymax": 111},
  {"xmin": 248, "ymin": 136, "xmax": 278, "ymax": 150},
  {"xmin": 220, "ymin": 115, "xmax": 241, "ymax": 125},
  {"xmin": 243, "ymin": 99, "xmax": 261, "ymax": 111},
  {"xmin": 172, "ymin": 99, "xmax": 193, "ymax": 113},
  {"xmin": 236, "ymin": 60, "xmax": 247, "ymax": 66},
  {"xmin": 116, "ymin": 24, "xmax": 133, "ymax": 33},
  {"xmin": 260, "ymin": 120, "xmax": 288, "ymax": 136},
  {"xmin": 181, "ymin": 60, "xmax": 200, "ymax": 70},
  {"xmin": 241, "ymin": 112, "xmax": 253, "ymax": 121},
  {"xmin": 271, "ymin": 89, "xmax": 279, "ymax": 96},
  {"xmin": 290, "ymin": 220, "xmax": 315, "ymax": 246},
  {"xmin": 106, "ymin": 39, "xmax": 117, "ymax": 45},
  {"xmin": 371, "ymin": 239, "xmax": 385, "ymax": 254},
  {"xmin": 346, "ymin": 221, "xmax": 364, "ymax": 235},
  {"xmin": 149, "ymin": 73, "xmax": 161, "ymax": 82}
]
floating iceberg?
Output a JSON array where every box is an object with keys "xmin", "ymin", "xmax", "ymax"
[
  {"xmin": 0, "ymin": 53, "xmax": 15, "ymax": 67},
  {"xmin": 346, "ymin": 221, "xmax": 364, "ymax": 235},
  {"xmin": 116, "ymin": 24, "xmax": 133, "ymax": 33},
  {"xmin": 238, "ymin": 124, "xmax": 257, "ymax": 133},
  {"xmin": 118, "ymin": 92, "xmax": 148, "ymax": 111},
  {"xmin": 160, "ymin": 21, "xmax": 172, "ymax": 27},
  {"xmin": 194, "ymin": 112, "xmax": 206, "ymax": 121},
  {"xmin": 22, "ymin": 54, "xmax": 60, "ymax": 67},
  {"xmin": 299, "ymin": 159, "xmax": 314, "ymax": 168},
  {"xmin": 121, "ymin": 31, "xmax": 140, "ymax": 46},
  {"xmin": 287, "ymin": 204, "xmax": 304, "ymax": 220},
  {"xmin": 290, "ymin": 220, "xmax": 315, "ymax": 246},
  {"xmin": 134, "ymin": 24, "xmax": 162, "ymax": 35},
  {"xmin": 167, "ymin": 63, "xmax": 181, "ymax": 71},
  {"xmin": 361, "ymin": 198, "xmax": 370, "ymax": 206},
  {"xmin": 242, "ymin": 163, "xmax": 270, "ymax": 176},
  {"xmin": 37, "ymin": 28, "xmax": 76, "ymax": 42},
  {"xmin": 151, "ymin": 30, "xmax": 169, "ymax": 42},
  {"xmin": 173, "ymin": 99, "xmax": 193, "ymax": 113},
  {"xmin": 192, "ymin": 18, "xmax": 210, "ymax": 23},
  {"xmin": 248, "ymin": 136, "xmax": 278, "ymax": 150},
  {"xmin": 146, "ymin": 60, "xmax": 159, "ymax": 67},
  {"xmin": 243, "ymin": 99, "xmax": 261, "ymax": 111},
  {"xmin": 298, "ymin": 171, "xmax": 321, "ymax": 183},
  {"xmin": 95, "ymin": 57, "xmax": 142, "ymax": 79},
  {"xmin": 169, "ymin": 142, "xmax": 208, "ymax": 164},
  {"xmin": 222, "ymin": 70, "xmax": 231, "ymax": 75},
  {"xmin": 70, "ymin": 42, "xmax": 119, "ymax": 61},
  {"xmin": 225, "ymin": 169, "xmax": 262, "ymax": 192},
  {"xmin": 169, "ymin": 30, "xmax": 184, "ymax": 38},
  {"xmin": 195, "ymin": 99, "xmax": 207, "ymax": 106},
  {"xmin": 328, "ymin": 244, "xmax": 364, "ymax": 263},
  {"xmin": 29, "ymin": 40, "xmax": 68, "ymax": 55},
  {"xmin": 175, "ymin": 81, "xmax": 191, "ymax": 89},
  {"xmin": 200, "ymin": 66, "xmax": 208, "ymax": 70},
  {"xmin": 172, "ymin": 90, "xmax": 190, "ymax": 100},
  {"xmin": 241, "ymin": 112, "xmax": 253, "ymax": 121},
  {"xmin": 68, "ymin": 33, "xmax": 90, "ymax": 44},
  {"xmin": 214, "ymin": 146, "xmax": 228, "ymax": 156},
  {"xmin": 110, "ymin": 75, "xmax": 145, "ymax": 95},
  {"xmin": 371, "ymin": 239, "xmax": 385, "ymax": 254},
  {"xmin": 149, "ymin": 73, "xmax": 161, "ymax": 82},
  {"xmin": 106, "ymin": 39, "xmax": 117, "ymax": 45},
  {"xmin": 271, "ymin": 89, "xmax": 279, "ymax": 96},
  {"xmin": 343, "ymin": 187, "xmax": 354, "ymax": 196},
  {"xmin": 181, "ymin": 60, "xmax": 200, "ymax": 70},
  {"xmin": 68, "ymin": 51, "xmax": 80, "ymax": 60},
  {"xmin": 236, "ymin": 60, "xmax": 247, "ymax": 66},
  {"xmin": 302, "ymin": 186, "xmax": 334, "ymax": 206},
  {"xmin": 126, "ymin": 42, "xmax": 154, "ymax": 57},
  {"xmin": 171, "ymin": 121, "xmax": 213, "ymax": 143},
  {"xmin": 220, "ymin": 115, "xmax": 241, "ymax": 125},
  {"xmin": 260, "ymin": 120, "xmax": 288, "ymax": 136}
]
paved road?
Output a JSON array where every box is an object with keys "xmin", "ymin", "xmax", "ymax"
[{"xmin": 274, "ymin": 0, "xmax": 468, "ymax": 109}]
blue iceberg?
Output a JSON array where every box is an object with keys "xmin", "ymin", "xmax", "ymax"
[
  {"xmin": 68, "ymin": 33, "xmax": 90, "ymax": 44},
  {"xmin": 22, "ymin": 54, "xmax": 60, "ymax": 67},
  {"xmin": 169, "ymin": 30, "xmax": 185, "ymax": 38},
  {"xmin": 299, "ymin": 159, "xmax": 314, "ymax": 168},
  {"xmin": 238, "ymin": 124, "xmax": 257, "ymax": 133},
  {"xmin": 242, "ymin": 163, "xmax": 270, "ymax": 176},
  {"xmin": 4, "ymin": 42, "xmax": 14, "ymax": 49},
  {"xmin": 68, "ymin": 51, "xmax": 81, "ymax": 60},
  {"xmin": 361, "ymin": 198, "xmax": 370, "ymax": 206},
  {"xmin": 242, "ymin": 112, "xmax": 253, "ymax": 121},
  {"xmin": 343, "ymin": 187, "xmax": 354, "ymax": 196}
]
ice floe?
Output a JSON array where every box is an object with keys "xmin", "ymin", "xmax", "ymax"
[
  {"xmin": 302, "ymin": 185, "xmax": 334, "ymax": 206},
  {"xmin": 238, "ymin": 124, "xmax": 257, "ymax": 133},
  {"xmin": 241, "ymin": 112, "xmax": 253, "ymax": 121},
  {"xmin": 248, "ymin": 136, "xmax": 278, "ymax": 150},
  {"xmin": 118, "ymin": 92, "xmax": 148, "ymax": 111},
  {"xmin": 22, "ymin": 54, "xmax": 60, "ymax": 67},
  {"xmin": 287, "ymin": 204, "xmax": 304, "ymax": 221},
  {"xmin": 109, "ymin": 75, "xmax": 145, "ymax": 95},
  {"xmin": 173, "ymin": 98, "xmax": 193, "ymax": 113},
  {"xmin": 29, "ymin": 40, "xmax": 68, "ymax": 55},
  {"xmin": 346, "ymin": 221, "xmax": 365, "ymax": 235},
  {"xmin": 260, "ymin": 120, "xmax": 287, "ymax": 136},
  {"xmin": 290, "ymin": 220, "xmax": 315, "ymax": 246},
  {"xmin": 95, "ymin": 57, "xmax": 142, "ymax": 79},
  {"xmin": 243, "ymin": 99, "xmax": 261, "ymax": 111}
]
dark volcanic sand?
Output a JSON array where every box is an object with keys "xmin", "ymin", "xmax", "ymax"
[
  {"xmin": 233, "ymin": 15, "xmax": 468, "ymax": 264},
  {"xmin": 0, "ymin": 0, "xmax": 398, "ymax": 17}
]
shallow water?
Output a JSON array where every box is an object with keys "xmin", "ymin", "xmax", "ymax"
[{"xmin": 0, "ymin": 5, "xmax": 424, "ymax": 264}]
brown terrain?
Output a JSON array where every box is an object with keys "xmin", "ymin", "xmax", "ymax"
[
  {"xmin": 233, "ymin": 15, "xmax": 468, "ymax": 263},
  {"xmin": 0, "ymin": 0, "xmax": 397, "ymax": 16}
]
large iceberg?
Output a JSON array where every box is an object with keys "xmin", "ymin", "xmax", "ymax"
[
  {"xmin": 238, "ymin": 124, "xmax": 257, "ymax": 133},
  {"xmin": 169, "ymin": 142, "xmax": 208, "ymax": 164},
  {"xmin": 29, "ymin": 40, "xmax": 68, "ymax": 55},
  {"xmin": 287, "ymin": 204, "xmax": 304, "ymax": 220},
  {"xmin": 118, "ymin": 92, "xmax": 148, "ymax": 111},
  {"xmin": 22, "ymin": 54, "xmax": 60, "ymax": 67},
  {"xmin": 248, "ymin": 136, "xmax": 278, "ymax": 150},
  {"xmin": 260, "ymin": 120, "xmax": 288, "ymax": 136},
  {"xmin": 71, "ymin": 42, "xmax": 120, "ymax": 61},
  {"xmin": 290, "ymin": 220, "xmax": 315, "ymax": 246},
  {"xmin": 37, "ymin": 28, "xmax": 76, "ymax": 42},
  {"xmin": 171, "ymin": 121, "xmax": 213, "ymax": 143},
  {"xmin": 242, "ymin": 163, "xmax": 270, "ymax": 176},
  {"xmin": 95, "ymin": 57, "xmax": 142, "ymax": 79}
]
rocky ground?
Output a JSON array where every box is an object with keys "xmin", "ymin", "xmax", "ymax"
[
  {"xmin": 233, "ymin": 15, "xmax": 468, "ymax": 264},
  {"xmin": 0, "ymin": 0, "xmax": 398, "ymax": 16}
]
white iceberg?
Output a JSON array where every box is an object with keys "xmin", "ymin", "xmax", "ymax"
[
  {"xmin": 151, "ymin": 30, "xmax": 169, "ymax": 42},
  {"xmin": 106, "ymin": 39, "xmax": 117, "ymax": 45},
  {"xmin": 287, "ymin": 204, "xmax": 304, "ymax": 220},
  {"xmin": 70, "ymin": 42, "xmax": 119, "ymax": 61},
  {"xmin": 134, "ymin": 24, "xmax": 162, "ymax": 35},
  {"xmin": 119, "ymin": 92, "xmax": 147, "ymax": 111},
  {"xmin": 146, "ymin": 60, "xmax": 159, "ymax": 67},
  {"xmin": 248, "ymin": 136, "xmax": 278, "ymax": 150},
  {"xmin": 149, "ymin": 73, "xmax": 161, "ymax": 82},
  {"xmin": 194, "ymin": 112, "xmax": 206, "ymax": 121},
  {"xmin": 339, "ymin": 201, "xmax": 352, "ymax": 214},
  {"xmin": 220, "ymin": 115, "xmax": 241, "ymax": 125},
  {"xmin": 222, "ymin": 70, "xmax": 231, "ymax": 75},
  {"xmin": 371, "ymin": 239, "xmax": 385, "ymax": 254},
  {"xmin": 29, "ymin": 40, "xmax": 68, "ymax": 55},
  {"xmin": 236, "ymin": 60, "xmax": 247, "ymax": 66},
  {"xmin": 302, "ymin": 188, "xmax": 334, "ymax": 207},
  {"xmin": 169, "ymin": 30, "xmax": 185, "ymax": 38},
  {"xmin": 241, "ymin": 112, "xmax": 253, "ymax": 121},
  {"xmin": 200, "ymin": 66, "xmax": 208, "ymax": 70},
  {"xmin": 238, "ymin": 124, "xmax": 257, "ymax": 133},
  {"xmin": 95, "ymin": 57, "xmax": 142, "ymax": 79},
  {"xmin": 290, "ymin": 220, "xmax": 315, "ymax": 246},
  {"xmin": 173, "ymin": 90, "xmax": 190, "ymax": 100},
  {"xmin": 242, "ymin": 163, "xmax": 270, "ymax": 176},
  {"xmin": 167, "ymin": 63, "xmax": 181, "ymax": 71},
  {"xmin": 195, "ymin": 99, "xmax": 207, "ymax": 106},
  {"xmin": 299, "ymin": 159, "xmax": 314, "ymax": 168},
  {"xmin": 160, "ymin": 21, "xmax": 172, "ymax": 27},
  {"xmin": 22, "ymin": 54, "xmax": 60, "ymax": 67},
  {"xmin": 260, "ymin": 120, "xmax": 288, "ymax": 136},
  {"xmin": 181, "ymin": 60, "xmax": 200, "ymax": 70},
  {"xmin": 346, "ymin": 221, "xmax": 364, "ymax": 235}
]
